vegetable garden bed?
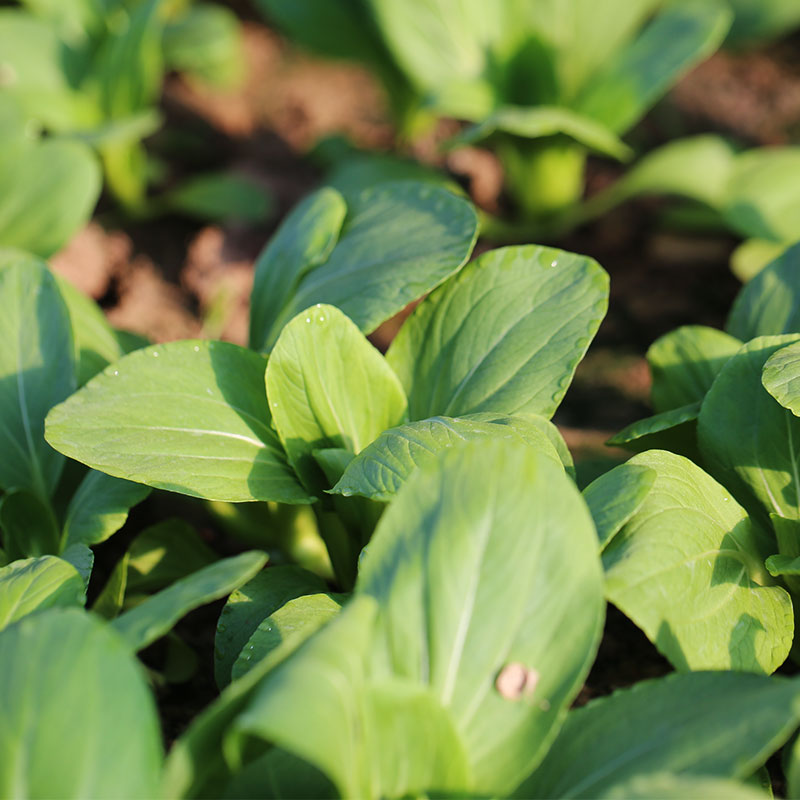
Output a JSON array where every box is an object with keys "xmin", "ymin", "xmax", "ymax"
[{"xmin": 4, "ymin": 2, "xmax": 800, "ymax": 799}]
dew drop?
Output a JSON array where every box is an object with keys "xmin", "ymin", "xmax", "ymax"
[
  {"xmin": 193, "ymin": 345, "xmax": 200, "ymax": 352},
  {"xmin": 152, "ymin": 351, "xmax": 159, "ymax": 358},
  {"xmin": 550, "ymin": 260, "xmax": 558, "ymax": 268},
  {"xmin": 248, "ymin": 644, "xmax": 254, "ymax": 650},
  {"xmin": 272, "ymin": 401, "xmax": 278, "ymax": 408},
  {"xmin": 315, "ymin": 303, "xmax": 322, "ymax": 308},
  {"xmin": 305, "ymin": 317, "xmax": 311, "ymax": 323},
  {"xmin": 206, "ymin": 388, "xmax": 213, "ymax": 395},
  {"xmin": 112, "ymin": 370, "xmax": 119, "ymax": 376},
  {"xmin": 244, "ymin": 654, "xmax": 251, "ymax": 661},
  {"xmin": 319, "ymin": 316, "xmax": 325, "ymax": 322}
]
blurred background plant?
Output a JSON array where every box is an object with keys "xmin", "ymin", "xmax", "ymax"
[{"xmin": 0, "ymin": 0, "xmax": 271, "ymax": 222}]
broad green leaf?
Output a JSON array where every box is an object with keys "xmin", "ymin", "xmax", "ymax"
[
  {"xmin": 727, "ymin": 243, "xmax": 800, "ymax": 340},
  {"xmin": 455, "ymin": 105, "xmax": 631, "ymax": 160},
  {"xmin": 0, "ymin": 556, "xmax": 84, "ymax": 630},
  {"xmin": 603, "ymin": 450, "xmax": 792, "ymax": 673},
  {"xmin": 521, "ymin": 671, "xmax": 800, "ymax": 799},
  {"xmin": 62, "ymin": 469, "xmax": 150, "ymax": 549},
  {"xmin": 606, "ymin": 402, "xmax": 700, "ymax": 457},
  {"xmin": 0, "ymin": 489, "xmax": 60, "ymax": 560},
  {"xmin": 92, "ymin": 552, "xmax": 129, "ymax": 620},
  {"xmin": 332, "ymin": 413, "xmax": 566, "ymax": 501},
  {"xmin": 763, "ymin": 340, "xmax": 800, "ymax": 415},
  {"xmin": 0, "ymin": 258, "xmax": 75, "ymax": 499},
  {"xmin": 112, "ymin": 551, "xmax": 267, "ymax": 652},
  {"xmin": 231, "ymin": 592, "xmax": 344, "ymax": 680},
  {"xmin": 387, "ymin": 244, "xmax": 608, "ymax": 420},
  {"xmin": 589, "ymin": 135, "xmax": 736, "ymax": 212},
  {"xmin": 0, "ymin": 139, "xmax": 100, "ymax": 258},
  {"xmin": 582, "ymin": 463, "xmax": 655, "ymax": 549},
  {"xmin": 164, "ymin": 172, "xmax": 273, "ymax": 223},
  {"xmin": 732, "ymin": 239, "xmax": 789, "ymax": 283},
  {"xmin": 54, "ymin": 274, "xmax": 124, "ymax": 386},
  {"xmin": 271, "ymin": 182, "xmax": 478, "ymax": 342},
  {"xmin": 127, "ymin": 518, "xmax": 217, "ymax": 594},
  {"xmin": 726, "ymin": 0, "xmax": 800, "ymax": 45},
  {"xmin": 214, "ymin": 564, "xmax": 327, "ymax": 688},
  {"xmin": 648, "ymin": 325, "xmax": 742, "ymax": 413},
  {"xmin": 266, "ymin": 304, "xmax": 408, "ymax": 492},
  {"xmin": 250, "ymin": 187, "xmax": 346, "ymax": 352},
  {"xmin": 699, "ymin": 335, "xmax": 800, "ymax": 520},
  {"xmin": 574, "ymin": 1, "xmax": 732, "ymax": 134},
  {"xmin": 724, "ymin": 148, "xmax": 800, "ymax": 242},
  {"xmin": 45, "ymin": 340, "xmax": 312, "ymax": 504},
  {"xmin": 0, "ymin": 608, "xmax": 163, "ymax": 799},
  {"xmin": 231, "ymin": 596, "xmax": 471, "ymax": 800},
  {"xmin": 358, "ymin": 439, "xmax": 605, "ymax": 794},
  {"xmin": 163, "ymin": 3, "xmax": 245, "ymax": 88}
]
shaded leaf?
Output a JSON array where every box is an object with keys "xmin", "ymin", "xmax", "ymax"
[
  {"xmin": 214, "ymin": 564, "xmax": 327, "ymax": 689},
  {"xmin": 0, "ymin": 608, "xmax": 163, "ymax": 799},
  {"xmin": 127, "ymin": 518, "xmax": 217, "ymax": 594},
  {"xmin": 0, "ymin": 257, "xmax": 75, "ymax": 499},
  {"xmin": 727, "ymin": 242, "xmax": 800, "ymax": 340},
  {"xmin": 699, "ymin": 335, "xmax": 800, "ymax": 520},
  {"xmin": 62, "ymin": 469, "xmax": 150, "ymax": 549},
  {"xmin": 521, "ymin": 671, "xmax": 800, "ymax": 798},
  {"xmin": 582, "ymin": 462, "xmax": 655, "ymax": 549},
  {"xmin": 231, "ymin": 592, "xmax": 344, "ymax": 679},
  {"xmin": 112, "ymin": 551, "xmax": 267, "ymax": 652},
  {"xmin": 271, "ymin": 182, "xmax": 478, "ymax": 342},
  {"xmin": 647, "ymin": 325, "xmax": 742, "ymax": 413}
]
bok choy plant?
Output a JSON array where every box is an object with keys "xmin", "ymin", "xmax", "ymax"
[
  {"xmin": 44, "ymin": 180, "xmax": 608, "ymax": 592},
  {"xmin": 5, "ymin": 438, "xmax": 800, "ymax": 798},
  {"xmin": 1, "ymin": 0, "xmax": 251, "ymax": 214},
  {"xmin": 258, "ymin": 0, "xmax": 731, "ymax": 228},
  {"xmin": 600, "ymin": 242, "xmax": 800, "ymax": 671},
  {"xmin": 0, "ymin": 247, "xmax": 273, "ymax": 662},
  {"xmin": 0, "ymin": 95, "xmax": 100, "ymax": 257},
  {"xmin": 580, "ymin": 135, "xmax": 800, "ymax": 280}
]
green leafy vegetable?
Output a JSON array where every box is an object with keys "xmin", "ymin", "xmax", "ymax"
[{"xmin": 603, "ymin": 450, "xmax": 792, "ymax": 673}]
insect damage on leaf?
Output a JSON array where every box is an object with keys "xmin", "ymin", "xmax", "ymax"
[{"xmin": 495, "ymin": 662, "xmax": 540, "ymax": 701}]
